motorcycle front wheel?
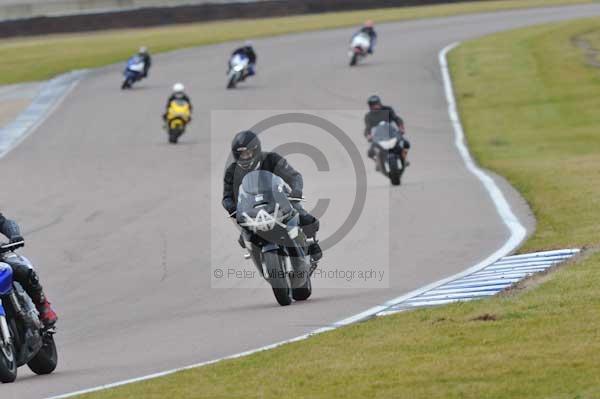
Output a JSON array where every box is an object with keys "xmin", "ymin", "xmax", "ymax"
[
  {"xmin": 292, "ymin": 276, "xmax": 312, "ymax": 301},
  {"xmin": 227, "ymin": 74, "xmax": 237, "ymax": 89},
  {"xmin": 168, "ymin": 129, "xmax": 183, "ymax": 144},
  {"xmin": 388, "ymin": 154, "xmax": 402, "ymax": 186},
  {"xmin": 263, "ymin": 252, "xmax": 292, "ymax": 306},
  {"xmin": 0, "ymin": 336, "xmax": 17, "ymax": 383},
  {"xmin": 27, "ymin": 334, "xmax": 57, "ymax": 375}
]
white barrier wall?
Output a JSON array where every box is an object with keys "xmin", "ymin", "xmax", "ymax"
[{"xmin": 0, "ymin": 0, "xmax": 263, "ymax": 21}]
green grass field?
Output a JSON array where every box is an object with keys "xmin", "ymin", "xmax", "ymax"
[
  {"xmin": 74, "ymin": 13, "xmax": 600, "ymax": 399},
  {"xmin": 0, "ymin": 0, "xmax": 592, "ymax": 85}
]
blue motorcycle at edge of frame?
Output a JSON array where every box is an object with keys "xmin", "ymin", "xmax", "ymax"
[{"xmin": 0, "ymin": 241, "xmax": 57, "ymax": 383}]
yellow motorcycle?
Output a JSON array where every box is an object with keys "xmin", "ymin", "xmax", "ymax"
[{"xmin": 165, "ymin": 99, "xmax": 191, "ymax": 144}]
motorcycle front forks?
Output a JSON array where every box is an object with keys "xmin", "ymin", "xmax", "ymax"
[{"xmin": 0, "ymin": 302, "xmax": 11, "ymax": 345}]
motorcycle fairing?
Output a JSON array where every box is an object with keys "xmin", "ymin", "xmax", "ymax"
[
  {"xmin": 230, "ymin": 54, "xmax": 249, "ymax": 72},
  {"xmin": 351, "ymin": 33, "xmax": 371, "ymax": 52},
  {"xmin": 167, "ymin": 100, "xmax": 191, "ymax": 122},
  {"xmin": 0, "ymin": 263, "xmax": 12, "ymax": 296}
]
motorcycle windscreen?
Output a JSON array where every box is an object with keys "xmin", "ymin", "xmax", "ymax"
[
  {"xmin": 126, "ymin": 56, "xmax": 145, "ymax": 72},
  {"xmin": 372, "ymin": 122, "xmax": 399, "ymax": 141},
  {"xmin": 230, "ymin": 54, "xmax": 248, "ymax": 67},
  {"xmin": 0, "ymin": 263, "xmax": 13, "ymax": 296},
  {"xmin": 237, "ymin": 170, "xmax": 292, "ymax": 218}
]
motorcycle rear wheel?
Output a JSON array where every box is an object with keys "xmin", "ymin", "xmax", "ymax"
[
  {"xmin": 27, "ymin": 334, "xmax": 57, "ymax": 375},
  {"xmin": 350, "ymin": 53, "xmax": 358, "ymax": 66},
  {"xmin": 264, "ymin": 252, "xmax": 292, "ymax": 306}
]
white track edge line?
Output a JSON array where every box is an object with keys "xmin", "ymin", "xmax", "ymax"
[
  {"xmin": 45, "ymin": 41, "xmax": 527, "ymax": 399},
  {"xmin": 0, "ymin": 71, "xmax": 86, "ymax": 160}
]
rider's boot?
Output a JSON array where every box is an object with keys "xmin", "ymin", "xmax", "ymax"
[
  {"xmin": 27, "ymin": 271, "xmax": 57, "ymax": 327},
  {"xmin": 35, "ymin": 293, "xmax": 58, "ymax": 327}
]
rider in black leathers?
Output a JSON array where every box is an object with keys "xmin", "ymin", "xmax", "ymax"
[
  {"xmin": 138, "ymin": 46, "xmax": 152, "ymax": 78},
  {"xmin": 0, "ymin": 213, "xmax": 57, "ymax": 326},
  {"xmin": 222, "ymin": 131, "xmax": 322, "ymax": 261},
  {"xmin": 162, "ymin": 83, "xmax": 193, "ymax": 123},
  {"xmin": 353, "ymin": 20, "xmax": 377, "ymax": 54},
  {"xmin": 364, "ymin": 95, "xmax": 410, "ymax": 166},
  {"xmin": 229, "ymin": 41, "xmax": 257, "ymax": 79}
]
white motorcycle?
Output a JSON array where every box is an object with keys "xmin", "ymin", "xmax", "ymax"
[
  {"xmin": 349, "ymin": 33, "xmax": 371, "ymax": 66},
  {"xmin": 227, "ymin": 54, "xmax": 250, "ymax": 89}
]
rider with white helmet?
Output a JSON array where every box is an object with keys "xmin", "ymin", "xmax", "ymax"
[{"xmin": 163, "ymin": 83, "xmax": 193, "ymax": 122}]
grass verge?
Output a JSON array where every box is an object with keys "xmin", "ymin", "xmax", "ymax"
[
  {"xmin": 75, "ymin": 15, "xmax": 600, "ymax": 399},
  {"xmin": 0, "ymin": 0, "xmax": 593, "ymax": 85}
]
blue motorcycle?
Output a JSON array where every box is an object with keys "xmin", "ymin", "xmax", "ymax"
[
  {"xmin": 0, "ymin": 241, "xmax": 57, "ymax": 383},
  {"xmin": 121, "ymin": 55, "xmax": 146, "ymax": 90}
]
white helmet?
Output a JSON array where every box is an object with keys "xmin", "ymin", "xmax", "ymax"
[
  {"xmin": 139, "ymin": 46, "xmax": 148, "ymax": 54},
  {"xmin": 244, "ymin": 40, "xmax": 253, "ymax": 47},
  {"xmin": 173, "ymin": 83, "xmax": 185, "ymax": 93}
]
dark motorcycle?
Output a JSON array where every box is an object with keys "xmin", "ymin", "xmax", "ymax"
[
  {"xmin": 369, "ymin": 121, "xmax": 405, "ymax": 186},
  {"xmin": 234, "ymin": 170, "xmax": 314, "ymax": 306},
  {"xmin": 0, "ymin": 242, "xmax": 57, "ymax": 383}
]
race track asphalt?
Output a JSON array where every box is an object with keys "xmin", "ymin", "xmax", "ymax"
[{"xmin": 3, "ymin": 4, "xmax": 599, "ymax": 398}]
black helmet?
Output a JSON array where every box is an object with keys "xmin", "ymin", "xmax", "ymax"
[
  {"xmin": 231, "ymin": 130, "xmax": 261, "ymax": 170},
  {"xmin": 367, "ymin": 95, "xmax": 382, "ymax": 108}
]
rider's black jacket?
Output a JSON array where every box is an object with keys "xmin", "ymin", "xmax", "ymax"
[
  {"xmin": 165, "ymin": 93, "xmax": 193, "ymax": 110},
  {"xmin": 359, "ymin": 26, "xmax": 377, "ymax": 41},
  {"xmin": 232, "ymin": 46, "xmax": 257, "ymax": 64},
  {"xmin": 0, "ymin": 213, "xmax": 21, "ymax": 239},
  {"xmin": 139, "ymin": 53, "xmax": 152, "ymax": 76},
  {"xmin": 364, "ymin": 105, "xmax": 404, "ymax": 137},
  {"xmin": 222, "ymin": 152, "xmax": 303, "ymax": 215}
]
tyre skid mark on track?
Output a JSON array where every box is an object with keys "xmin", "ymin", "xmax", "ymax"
[{"xmin": 44, "ymin": 41, "xmax": 532, "ymax": 399}]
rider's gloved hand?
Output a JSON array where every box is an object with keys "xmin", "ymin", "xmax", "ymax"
[{"xmin": 9, "ymin": 235, "xmax": 24, "ymax": 244}]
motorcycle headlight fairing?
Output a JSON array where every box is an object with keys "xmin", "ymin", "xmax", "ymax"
[
  {"xmin": 239, "ymin": 202, "xmax": 288, "ymax": 233},
  {"xmin": 378, "ymin": 137, "xmax": 398, "ymax": 150}
]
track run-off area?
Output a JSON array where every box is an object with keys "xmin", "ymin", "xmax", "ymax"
[{"xmin": 2, "ymin": 4, "xmax": 600, "ymax": 398}]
